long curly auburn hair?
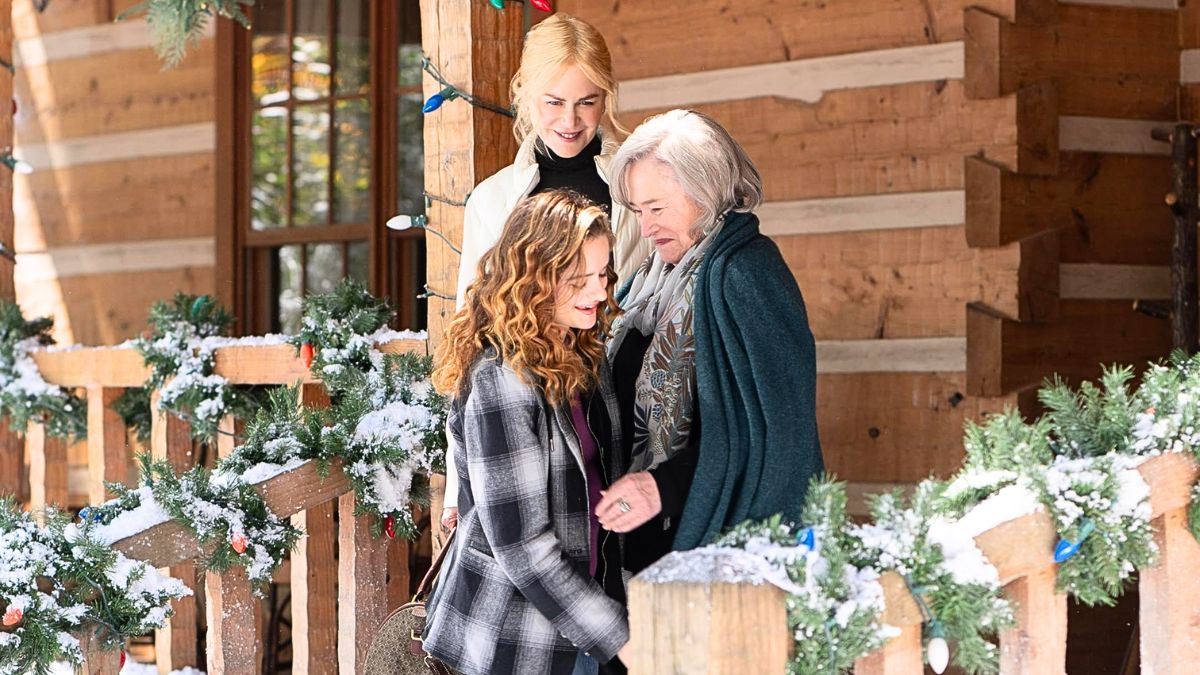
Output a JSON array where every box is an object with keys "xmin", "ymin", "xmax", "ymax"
[{"xmin": 433, "ymin": 190, "xmax": 619, "ymax": 405}]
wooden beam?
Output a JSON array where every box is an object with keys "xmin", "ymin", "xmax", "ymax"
[
  {"xmin": 966, "ymin": 300, "xmax": 1171, "ymax": 396},
  {"xmin": 758, "ymin": 191, "xmax": 964, "ymax": 237},
  {"xmin": 964, "ymin": 153, "xmax": 1171, "ymax": 262},
  {"xmin": 1139, "ymin": 508, "xmax": 1200, "ymax": 674},
  {"xmin": 627, "ymin": 553, "xmax": 789, "ymax": 673},
  {"xmin": 26, "ymin": 419, "xmax": 67, "ymax": 513},
  {"xmin": 854, "ymin": 624, "xmax": 923, "ymax": 675},
  {"xmin": 619, "ymin": 42, "xmax": 964, "ymax": 111},
  {"xmin": 964, "ymin": 4, "xmax": 1175, "ymax": 118},
  {"xmin": 999, "ymin": 566, "xmax": 1067, "ymax": 674},
  {"xmin": 337, "ymin": 492, "xmax": 390, "ymax": 674},
  {"xmin": 204, "ymin": 566, "xmax": 260, "ymax": 675},
  {"xmin": 86, "ymin": 386, "xmax": 130, "ymax": 505},
  {"xmin": 291, "ymin": 383, "xmax": 337, "ymax": 675},
  {"xmin": 77, "ymin": 626, "xmax": 121, "ymax": 675},
  {"xmin": 15, "ymin": 19, "xmax": 213, "ymax": 68},
  {"xmin": 13, "ymin": 0, "xmax": 139, "ymax": 38},
  {"xmin": 0, "ymin": 419, "xmax": 24, "ymax": 504},
  {"xmin": 15, "ymin": 238, "xmax": 214, "ymax": 282},
  {"xmin": 1060, "ymin": 264, "xmax": 1170, "ymax": 300},
  {"xmin": 16, "ymin": 122, "xmax": 215, "ymax": 171},
  {"xmin": 1059, "ymin": 116, "xmax": 1172, "ymax": 156},
  {"xmin": 816, "ymin": 338, "xmax": 966, "ymax": 373}
]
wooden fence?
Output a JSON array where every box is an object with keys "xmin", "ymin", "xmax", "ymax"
[{"xmin": 15, "ymin": 338, "xmax": 1200, "ymax": 673}]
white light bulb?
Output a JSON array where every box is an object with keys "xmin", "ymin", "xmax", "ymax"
[{"xmin": 927, "ymin": 637, "xmax": 949, "ymax": 674}]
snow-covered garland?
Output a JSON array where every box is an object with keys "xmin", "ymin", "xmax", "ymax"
[
  {"xmin": 0, "ymin": 301, "xmax": 87, "ymax": 440},
  {"xmin": 0, "ymin": 499, "xmax": 189, "ymax": 674}
]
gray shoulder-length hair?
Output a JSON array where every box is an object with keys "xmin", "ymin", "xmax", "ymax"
[{"xmin": 609, "ymin": 109, "xmax": 763, "ymax": 238}]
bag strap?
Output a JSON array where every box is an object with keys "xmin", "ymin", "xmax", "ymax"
[{"xmin": 414, "ymin": 529, "xmax": 457, "ymax": 600}]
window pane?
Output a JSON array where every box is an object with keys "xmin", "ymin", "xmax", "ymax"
[
  {"xmin": 397, "ymin": 92, "xmax": 423, "ymax": 217},
  {"xmin": 293, "ymin": 0, "xmax": 331, "ymax": 101},
  {"xmin": 398, "ymin": 42, "xmax": 422, "ymax": 89},
  {"xmin": 278, "ymin": 245, "xmax": 304, "ymax": 334},
  {"xmin": 336, "ymin": 0, "xmax": 370, "ymax": 96},
  {"xmin": 252, "ymin": 2, "xmax": 289, "ymax": 106},
  {"xmin": 305, "ymin": 242, "xmax": 344, "ymax": 296},
  {"xmin": 252, "ymin": 107, "xmax": 288, "ymax": 230},
  {"xmin": 348, "ymin": 240, "xmax": 369, "ymax": 283},
  {"xmin": 293, "ymin": 104, "xmax": 330, "ymax": 226},
  {"xmin": 333, "ymin": 98, "xmax": 370, "ymax": 224}
]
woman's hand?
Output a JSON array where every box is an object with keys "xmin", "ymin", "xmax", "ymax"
[
  {"xmin": 617, "ymin": 641, "xmax": 634, "ymax": 666},
  {"xmin": 440, "ymin": 507, "xmax": 458, "ymax": 531},
  {"xmin": 596, "ymin": 472, "xmax": 662, "ymax": 532}
]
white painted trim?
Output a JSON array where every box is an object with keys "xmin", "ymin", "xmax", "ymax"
[
  {"xmin": 1182, "ymin": 48, "xmax": 1200, "ymax": 85},
  {"xmin": 15, "ymin": 20, "xmax": 214, "ymax": 67},
  {"xmin": 1058, "ymin": 116, "xmax": 1172, "ymax": 156},
  {"xmin": 16, "ymin": 122, "xmax": 215, "ymax": 170},
  {"xmin": 816, "ymin": 337, "xmax": 966, "ymax": 373},
  {"xmin": 1060, "ymin": 264, "xmax": 1169, "ymax": 300},
  {"xmin": 759, "ymin": 191, "xmax": 964, "ymax": 237},
  {"xmin": 15, "ymin": 237, "xmax": 215, "ymax": 283},
  {"xmin": 619, "ymin": 42, "xmax": 964, "ymax": 111},
  {"xmin": 1060, "ymin": 0, "xmax": 1176, "ymax": 9}
]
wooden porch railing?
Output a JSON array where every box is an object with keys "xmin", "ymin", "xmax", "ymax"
[
  {"xmin": 10, "ymin": 337, "xmax": 424, "ymax": 675},
  {"xmin": 627, "ymin": 453, "xmax": 1200, "ymax": 675}
]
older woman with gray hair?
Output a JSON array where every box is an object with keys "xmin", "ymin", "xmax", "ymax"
[{"xmin": 595, "ymin": 109, "xmax": 823, "ymax": 573}]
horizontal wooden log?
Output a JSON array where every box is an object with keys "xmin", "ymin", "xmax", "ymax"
[
  {"xmin": 817, "ymin": 338, "xmax": 966, "ymax": 372},
  {"xmin": 112, "ymin": 458, "xmax": 353, "ymax": 568},
  {"xmin": 619, "ymin": 80, "xmax": 1055, "ymax": 203},
  {"xmin": 15, "ymin": 238, "xmax": 214, "ymax": 282},
  {"xmin": 16, "ymin": 40, "xmax": 213, "ymax": 145},
  {"xmin": 819, "ymin": 372, "xmax": 1030, "ymax": 482},
  {"xmin": 16, "ymin": 18, "xmax": 213, "ymax": 68},
  {"xmin": 966, "ymin": 300, "xmax": 1171, "ymax": 397},
  {"xmin": 1060, "ymin": 264, "xmax": 1169, "ymax": 300},
  {"xmin": 964, "ymin": 4, "xmax": 1176, "ymax": 118},
  {"xmin": 13, "ymin": 0, "xmax": 140, "ymax": 38},
  {"xmin": 16, "ymin": 265, "xmax": 214, "ymax": 346},
  {"xmin": 1059, "ymin": 116, "xmax": 1172, "ymax": 156},
  {"xmin": 964, "ymin": 153, "xmax": 1171, "ymax": 262},
  {"xmin": 14, "ymin": 153, "xmax": 214, "ymax": 250},
  {"xmin": 620, "ymin": 42, "xmax": 963, "ymax": 111},
  {"xmin": 758, "ymin": 190, "xmax": 964, "ymax": 237},
  {"xmin": 17, "ymin": 122, "xmax": 215, "ymax": 171},
  {"xmin": 780, "ymin": 226, "xmax": 1051, "ymax": 340},
  {"xmin": 556, "ymin": 0, "xmax": 1048, "ymax": 81}
]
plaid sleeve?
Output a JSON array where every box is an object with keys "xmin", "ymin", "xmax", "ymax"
[{"xmin": 464, "ymin": 363, "xmax": 629, "ymax": 661}]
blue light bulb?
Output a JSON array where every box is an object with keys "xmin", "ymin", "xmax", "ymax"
[{"xmin": 798, "ymin": 527, "xmax": 815, "ymax": 550}]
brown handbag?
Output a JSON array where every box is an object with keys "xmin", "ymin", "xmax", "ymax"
[{"xmin": 364, "ymin": 531, "xmax": 457, "ymax": 675}]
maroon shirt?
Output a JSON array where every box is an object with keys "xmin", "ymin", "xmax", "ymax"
[{"xmin": 570, "ymin": 394, "xmax": 605, "ymax": 577}]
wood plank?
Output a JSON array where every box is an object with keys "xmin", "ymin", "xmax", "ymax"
[
  {"xmin": 0, "ymin": 419, "xmax": 24, "ymax": 505},
  {"xmin": 1139, "ymin": 508, "xmax": 1200, "ymax": 674},
  {"xmin": 617, "ymin": 79, "xmax": 1052, "ymax": 203},
  {"xmin": 817, "ymin": 338, "xmax": 966, "ymax": 372},
  {"xmin": 204, "ymin": 567, "xmax": 260, "ymax": 675},
  {"xmin": 77, "ymin": 626, "xmax": 121, "ymax": 675},
  {"xmin": 16, "ymin": 122, "xmax": 215, "ymax": 170},
  {"xmin": 627, "ymin": 560, "xmax": 789, "ymax": 673},
  {"xmin": 15, "ymin": 41, "xmax": 213, "ymax": 145},
  {"xmin": 14, "ymin": 153, "xmax": 214, "ymax": 249},
  {"xmin": 854, "ymin": 624, "xmax": 922, "ymax": 675},
  {"xmin": 758, "ymin": 191, "xmax": 964, "ymax": 237},
  {"xmin": 86, "ymin": 386, "xmax": 130, "ymax": 504},
  {"xmin": 16, "ymin": 265, "xmax": 214, "ymax": 346},
  {"xmin": 1059, "ymin": 116, "xmax": 1172, "ymax": 156},
  {"xmin": 291, "ymin": 383, "xmax": 336, "ymax": 675},
  {"xmin": 964, "ymin": 153, "xmax": 1172, "ymax": 263},
  {"xmin": 419, "ymin": 0, "xmax": 522, "ymax": 342},
  {"xmin": 1064, "ymin": 0, "xmax": 1176, "ymax": 8},
  {"xmin": 619, "ymin": 42, "xmax": 964, "ymax": 111},
  {"xmin": 964, "ymin": 4, "xmax": 1176, "ymax": 118},
  {"xmin": 15, "ymin": 238, "xmax": 214, "ymax": 282},
  {"xmin": 554, "ymin": 0, "xmax": 1047, "ymax": 81},
  {"xmin": 777, "ymin": 225, "xmax": 1054, "ymax": 340},
  {"xmin": 966, "ymin": 299, "xmax": 1171, "ymax": 396},
  {"xmin": 13, "ymin": 0, "xmax": 140, "ymax": 38},
  {"xmin": 26, "ymin": 419, "xmax": 67, "ymax": 513},
  {"xmin": 336, "ymin": 492, "xmax": 390, "ymax": 674},
  {"xmin": 1000, "ymin": 566, "xmax": 1067, "ymax": 674},
  {"xmin": 1060, "ymin": 264, "xmax": 1169, "ymax": 300},
  {"xmin": 818, "ymin": 372, "xmax": 1028, "ymax": 483},
  {"xmin": 16, "ymin": 19, "xmax": 213, "ymax": 67},
  {"xmin": 0, "ymin": 0, "xmax": 12, "ymax": 304}
]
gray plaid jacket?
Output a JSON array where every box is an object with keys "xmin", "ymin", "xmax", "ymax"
[{"xmin": 423, "ymin": 352, "xmax": 629, "ymax": 675}]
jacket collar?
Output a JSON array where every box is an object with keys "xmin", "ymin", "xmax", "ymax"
[{"xmin": 509, "ymin": 128, "xmax": 621, "ymax": 194}]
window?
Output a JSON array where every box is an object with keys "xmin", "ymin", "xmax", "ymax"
[{"xmin": 218, "ymin": 0, "xmax": 425, "ymax": 335}]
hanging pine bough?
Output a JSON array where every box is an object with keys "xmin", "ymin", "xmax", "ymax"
[
  {"xmin": 0, "ymin": 301, "xmax": 87, "ymax": 439},
  {"xmin": 111, "ymin": 387, "xmax": 153, "ymax": 444},
  {"xmin": 716, "ymin": 481, "xmax": 897, "ymax": 675},
  {"xmin": 134, "ymin": 293, "xmax": 261, "ymax": 442},
  {"xmin": 118, "ymin": 0, "xmax": 254, "ymax": 68},
  {"xmin": 0, "ymin": 499, "xmax": 190, "ymax": 674}
]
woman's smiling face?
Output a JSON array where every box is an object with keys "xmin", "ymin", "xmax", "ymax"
[
  {"xmin": 531, "ymin": 64, "xmax": 605, "ymax": 159},
  {"xmin": 625, "ymin": 158, "xmax": 700, "ymax": 265}
]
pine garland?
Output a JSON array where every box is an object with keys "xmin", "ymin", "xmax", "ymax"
[
  {"xmin": 119, "ymin": 0, "xmax": 253, "ymax": 68},
  {"xmin": 289, "ymin": 278, "xmax": 394, "ymax": 378},
  {"xmin": 0, "ymin": 301, "xmax": 87, "ymax": 439},
  {"xmin": 0, "ymin": 499, "xmax": 189, "ymax": 674}
]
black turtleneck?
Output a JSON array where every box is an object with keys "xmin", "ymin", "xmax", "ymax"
[{"xmin": 531, "ymin": 134, "xmax": 611, "ymax": 212}]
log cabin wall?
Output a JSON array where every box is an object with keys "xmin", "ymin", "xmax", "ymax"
[
  {"xmin": 10, "ymin": 0, "xmax": 216, "ymax": 347},
  {"xmin": 553, "ymin": 0, "xmax": 1179, "ymax": 501}
]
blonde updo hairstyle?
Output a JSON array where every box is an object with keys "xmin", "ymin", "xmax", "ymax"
[{"xmin": 510, "ymin": 14, "xmax": 626, "ymax": 146}]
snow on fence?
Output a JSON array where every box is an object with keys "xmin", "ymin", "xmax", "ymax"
[
  {"xmin": 626, "ymin": 452, "xmax": 1200, "ymax": 674},
  {"xmin": 21, "ymin": 338, "xmax": 1200, "ymax": 674}
]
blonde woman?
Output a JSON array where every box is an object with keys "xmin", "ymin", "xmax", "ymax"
[
  {"xmin": 443, "ymin": 14, "xmax": 650, "ymax": 528},
  {"xmin": 425, "ymin": 191, "xmax": 630, "ymax": 675}
]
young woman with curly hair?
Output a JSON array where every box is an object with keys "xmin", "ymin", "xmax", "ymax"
[{"xmin": 424, "ymin": 190, "xmax": 631, "ymax": 675}]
